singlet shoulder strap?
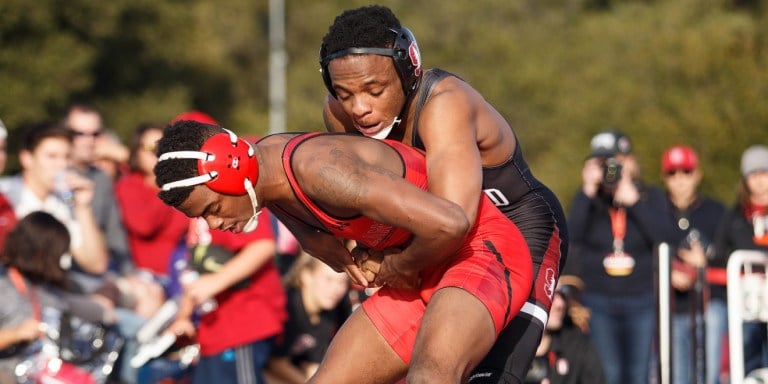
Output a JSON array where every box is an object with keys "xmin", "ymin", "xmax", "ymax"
[
  {"xmin": 411, "ymin": 68, "xmax": 455, "ymax": 149},
  {"xmin": 280, "ymin": 132, "xmax": 351, "ymax": 233},
  {"xmin": 281, "ymin": 131, "xmax": 326, "ymax": 212}
]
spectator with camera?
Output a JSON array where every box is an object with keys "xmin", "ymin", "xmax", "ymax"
[{"xmin": 567, "ymin": 130, "xmax": 675, "ymax": 384}]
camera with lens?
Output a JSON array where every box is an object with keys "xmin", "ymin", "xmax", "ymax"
[{"xmin": 601, "ymin": 157, "xmax": 623, "ymax": 189}]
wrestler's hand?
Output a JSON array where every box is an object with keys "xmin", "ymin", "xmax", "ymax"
[
  {"xmin": 351, "ymin": 246, "xmax": 380, "ymax": 286},
  {"xmin": 374, "ymin": 248, "xmax": 421, "ymax": 290}
]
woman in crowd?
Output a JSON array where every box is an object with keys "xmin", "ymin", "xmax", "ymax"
[
  {"xmin": 0, "ymin": 211, "xmax": 115, "ymax": 381},
  {"xmin": 115, "ymin": 122, "xmax": 190, "ymax": 277},
  {"xmin": 711, "ymin": 145, "xmax": 768, "ymax": 380},
  {"xmin": 265, "ymin": 252, "xmax": 352, "ymax": 383}
]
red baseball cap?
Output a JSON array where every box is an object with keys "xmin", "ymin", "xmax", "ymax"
[
  {"xmin": 661, "ymin": 145, "xmax": 698, "ymax": 173},
  {"xmin": 171, "ymin": 110, "xmax": 220, "ymax": 125}
]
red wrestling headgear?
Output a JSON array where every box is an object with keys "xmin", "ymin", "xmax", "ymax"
[
  {"xmin": 158, "ymin": 128, "xmax": 258, "ymax": 195},
  {"xmin": 158, "ymin": 128, "xmax": 262, "ymax": 233}
]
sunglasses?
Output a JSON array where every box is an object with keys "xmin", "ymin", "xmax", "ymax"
[
  {"xmin": 73, "ymin": 130, "xmax": 104, "ymax": 138},
  {"xmin": 141, "ymin": 142, "xmax": 157, "ymax": 153},
  {"xmin": 664, "ymin": 168, "xmax": 695, "ymax": 177}
]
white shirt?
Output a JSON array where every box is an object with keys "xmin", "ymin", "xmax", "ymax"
[{"xmin": 0, "ymin": 175, "xmax": 83, "ymax": 248}]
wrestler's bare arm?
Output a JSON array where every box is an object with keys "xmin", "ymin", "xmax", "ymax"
[
  {"xmin": 416, "ymin": 79, "xmax": 484, "ymax": 226},
  {"xmin": 295, "ymin": 138, "xmax": 469, "ymax": 275},
  {"xmin": 323, "ymin": 94, "xmax": 357, "ymax": 134}
]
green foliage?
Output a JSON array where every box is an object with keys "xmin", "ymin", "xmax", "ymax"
[{"xmin": 0, "ymin": 0, "xmax": 765, "ymax": 206}]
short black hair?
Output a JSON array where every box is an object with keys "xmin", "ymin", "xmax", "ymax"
[
  {"xmin": 20, "ymin": 120, "xmax": 73, "ymax": 153},
  {"xmin": 154, "ymin": 120, "xmax": 221, "ymax": 208},
  {"xmin": 321, "ymin": 5, "xmax": 402, "ymax": 55}
]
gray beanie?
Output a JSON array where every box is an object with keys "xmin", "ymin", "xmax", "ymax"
[
  {"xmin": 741, "ymin": 145, "xmax": 768, "ymax": 176},
  {"xmin": 0, "ymin": 118, "xmax": 6, "ymax": 140}
]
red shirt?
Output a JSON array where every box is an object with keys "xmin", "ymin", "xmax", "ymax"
[
  {"xmin": 197, "ymin": 210, "xmax": 287, "ymax": 356},
  {"xmin": 0, "ymin": 193, "xmax": 17, "ymax": 253},
  {"xmin": 115, "ymin": 172, "xmax": 190, "ymax": 275}
]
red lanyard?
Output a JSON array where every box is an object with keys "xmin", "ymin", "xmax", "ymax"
[
  {"xmin": 609, "ymin": 208, "xmax": 627, "ymax": 253},
  {"xmin": 8, "ymin": 267, "xmax": 41, "ymax": 320}
]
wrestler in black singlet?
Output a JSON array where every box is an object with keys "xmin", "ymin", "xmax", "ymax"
[{"xmin": 411, "ymin": 69, "xmax": 570, "ymax": 384}]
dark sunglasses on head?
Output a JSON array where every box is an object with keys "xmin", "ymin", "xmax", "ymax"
[{"xmin": 664, "ymin": 168, "xmax": 695, "ymax": 177}]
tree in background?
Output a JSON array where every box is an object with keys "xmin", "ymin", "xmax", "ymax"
[{"xmin": 0, "ymin": 0, "xmax": 766, "ymax": 205}]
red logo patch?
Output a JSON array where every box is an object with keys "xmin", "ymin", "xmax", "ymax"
[
  {"xmin": 409, "ymin": 42, "xmax": 422, "ymax": 77},
  {"xmin": 544, "ymin": 268, "xmax": 556, "ymax": 299}
]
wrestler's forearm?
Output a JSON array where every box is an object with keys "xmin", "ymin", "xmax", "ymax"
[{"xmin": 391, "ymin": 226, "xmax": 467, "ymax": 274}]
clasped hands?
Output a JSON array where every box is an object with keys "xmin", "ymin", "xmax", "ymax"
[{"xmin": 349, "ymin": 246, "xmax": 421, "ymax": 290}]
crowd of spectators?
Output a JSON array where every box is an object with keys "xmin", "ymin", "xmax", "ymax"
[
  {"xmin": 557, "ymin": 130, "xmax": 768, "ymax": 384},
  {"xmin": 0, "ymin": 106, "xmax": 766, "ymax": 384}
]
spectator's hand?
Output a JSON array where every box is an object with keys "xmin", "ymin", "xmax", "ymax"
[
  {"xmin": 582, "ymin": 158, "xmax": 603, "ymax": 198},
  {"xmin": 183, "ymin": 273, "xmax": 220, "ymax": 307},
  {"xmin": 94, "ymin": 135, "xmax": 129, "ymax": 164},
  {"xmin": 165, "ymin": 317, "xmax": 196, "ymax": 339},
  {"xmin": 679, "ymin": 241, "xmax": 707, "ymax": 268},
  {"xmin": 671, "ymin": 269, "xmax": 695, "ymax": 291},
  {"xmin": 612, "ymin": 157, "xmax": 640, "ymax": 206},
  {"xmin": 63, "ymin": 171, "xmax": 95, "ymax": 207},
  {"xmin": 15, "ymin": 318, "xmax": 43, "ymax": 343}
]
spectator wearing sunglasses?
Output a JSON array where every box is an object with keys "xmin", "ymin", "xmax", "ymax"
[
  {"xmin": 63, "ymin": 104, "xmax": 131, "ymax": 281},
  {"xmin": 660, "ymin": 145, "xmax": 726, "ymax": 384}
]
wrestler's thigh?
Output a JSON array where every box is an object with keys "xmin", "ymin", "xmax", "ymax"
[
  {"xmin": 410, "ymin": 287, "xmax": 497, "ymax": 382},
  {"xmin": 309, "ymin": 306, "xmax": 407, "ymax": 384}
]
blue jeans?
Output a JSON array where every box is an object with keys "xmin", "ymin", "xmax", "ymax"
[
  {"xmin": 744, "ymin": 320, "xmax": 768, "ymax": 375},
  {"xmin": 137, "ymin": 357, "xmax": 193, "ymax": 384},
  {"xmin": 114, "ymin": 307, "xmax": 148, "ymax": 384},
  {"xmin": 583, "ymin": 292, "xmax": 655, "ymax": 384},
  {"xmin": 705, "ymin": 299, "xmax": 728, "ymax": 384},
  {"xmin": 192, "ymin": 338, "xmax": 273, "ymax": 384},
  {"xmin": 673, "ymin": 312, "xmax": 705, "ymax": 384}
]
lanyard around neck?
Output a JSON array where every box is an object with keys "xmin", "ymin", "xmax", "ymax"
[
  {"xmin": 8, "ymin": 267, "xmax": 41, "ymax": 320},
  {"xmin": 609, "ymin": 207, "xmax": 627, "ymax": 253}
]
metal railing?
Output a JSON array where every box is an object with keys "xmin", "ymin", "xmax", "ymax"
[
  {"xmin": 726, "ymin": 250, "xmax": 768, "ymax": 384},
  {"xmin": 656, "ymin": 243, "xmax": 708, "ymax": 384}
]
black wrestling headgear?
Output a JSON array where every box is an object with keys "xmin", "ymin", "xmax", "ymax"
[{"xmin": 320, "ymin": 27, "xmax": 422, "ymax": 99}]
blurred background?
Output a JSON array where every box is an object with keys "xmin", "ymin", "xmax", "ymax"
[{"xmin": 1, "ymin": 0, "xmax": 766, "ymax": 208}]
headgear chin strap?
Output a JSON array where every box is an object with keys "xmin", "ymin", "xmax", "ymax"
[
  {"xmin": 158, "ymin": 128, "xmax": 262, "ymax": 233},
  {"xmin": 241, "ymin": 180, "xmax": 261, "ymax": 233},
  {"xmin": 366, "ymin": 117, "xmax": 401, "ymax": 140}
]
